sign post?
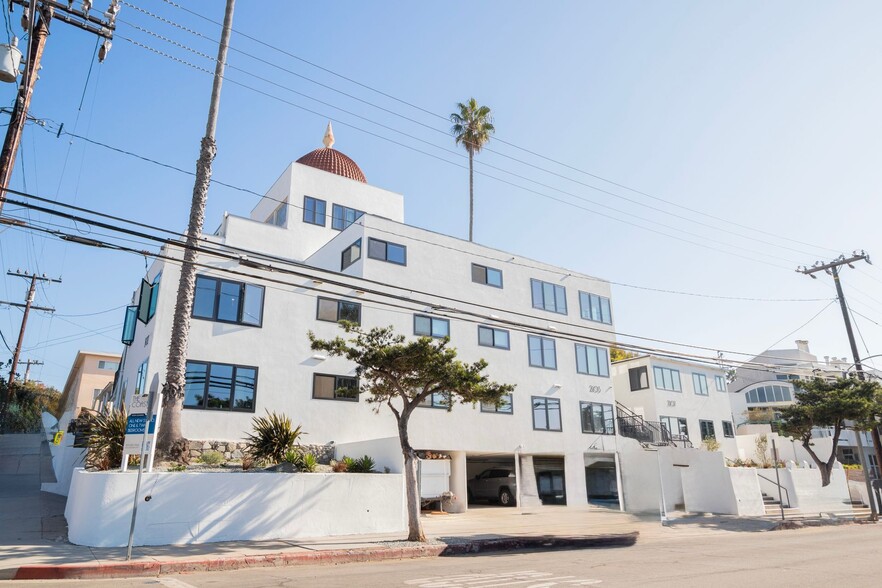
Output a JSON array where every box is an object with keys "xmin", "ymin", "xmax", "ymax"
[{"xmin": 125, "ymin": 386, "xmax": 157, "ymax": 560}]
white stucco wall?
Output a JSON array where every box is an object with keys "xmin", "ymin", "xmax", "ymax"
[
  {"xmin": 66, "ymin": 469, "xmax": 406, "ymax": 547},
  {"xmin": 680, "ymin": 452, "xmax": 765, "ymax": 516}
]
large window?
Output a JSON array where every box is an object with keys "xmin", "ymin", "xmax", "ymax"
[
  {"xmin": 303, "ymin": 196, "xmax": 327, "ymax": 226},
  {"xmin": 471, "ymin": 263, "xmax": 503, "ymax": 288},
  {"xmin": 341, "ymin": 239, "xmax": 362, "ymax": 270},
  {"xmin": 660, "ymin": 415, "xmax": 688, "ymax": 439},
  {"xmin": 121, "ymin": 305, "xmax": 137, "ymax": 346},
  {"xmin": 193, "ymin": 276, "xmax": 264, "ymax": 326},
  {"xmin": 653, "ymin": 366, "xmax": 681, "ymax": 392},
  {"xmin": 419, "ymin": 391, "xmax": 450, "ymax": 409},
  {"xmin": 699, "ymin": 420, "xmax": 716, "ymax": 441},
  {"xmin": 580, "ymin": 402, "xmax": 614, "ymax": 435},
  {"xmin": 313, "ymin": 374, "xmax": 359, "ymax": 401},
  {"xmin": 692, "ymin": 373, "xmax": 709, "ymax": 396},
  {"xmin": 746, "ymin": 385, "xmax": 793, "ymax": 404},
  {"xmin": 532, "ymin": 397, "xmax": 562, "ymax": 431},
  {"xmin": 331, "ymin": 204, "xmax": 364, "ymax": 230},
  {"xmin": 367, "ymin": 237, "xmax": 407, "ymax": 265},
  {"xmin": 531, "ymin": 279, "xmax": 567, "ymax": 314},
  {"xmin": 481, "ymin": 393, "xmax": 513, "ymax": 414},
  {"xmin": 477, "ymin": 326, "xmax": 510, "ymax": 349},
  {"xmin": 317, "ymin": 297, "xmax": 361, "ymax": 324},
  {"xmin": 578, "ymin": 292, "xmax": 612, "ymax": 325},
  {"xmin": 715, "ymin": 375, "xmax": 726, "ymax": 392},
  {"xmin": 135, "ymin": 360, "xmax": 148, "ymax": 395},
  {"xmin": 575, "ymin": 344, "xmax": 609, "ymax": 377},
  {"xmin": 629, "ymin": 366, "xmax": 649, "ymax": 391},
  {"xmin": 267, "ymin": 201, "xmax": 287, "ymax": 227},
  {"xmin": 722, "ymin": 421, "xmax": 735, "ymax": 438},
  {"xmin": 184, "ymin": 361, "xmax": 257, "ymax": 412},
  {"xmin": 414, "ymin": 315, "xmax": 450, "ymax": 338},
  {"xmin": 98, "ymin": 360, "xmax": 120, "ymax": 371},
  {"xmin": 528, "ymin": 335, "xmax": 557, "ymax": 369}
]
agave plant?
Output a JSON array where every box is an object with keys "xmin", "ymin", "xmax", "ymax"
[
  {"xmin": 343, "ymin": 455, "xmax": 376, "ymax": 473},
  {"xmin": 244, "ymin": 411, "xmax": 303, "ymax": 463},
  {"xmin": 82, "ymin": 407, "xmax": 128, "ymax": 471}
]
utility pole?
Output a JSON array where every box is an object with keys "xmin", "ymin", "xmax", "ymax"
[
  {"xmin": 157, "ymin": 0, "xmax": 235, "ymax": 457},
  {"xmin": 0, "ymin": 269, "xmax": 58, "ymax": 431},
  {"xmin": 797, "ymin": 251, "xmax": 882, "ymax": 518},
  {"xmin": 0, "ymin": 0, "xmax": 117, "ymax": 216},
  {"xmin": 19, "ymin": 358, "xmax": 43, "ymax": 382}
]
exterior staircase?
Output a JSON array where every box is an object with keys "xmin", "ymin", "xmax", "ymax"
[
  {"xmin": 759, "ymin": 493, "xmax": 873, "ymax": 520},
  {"xmin": 615, "ymin": 402, "xmax": 672, "ymax": 448}
]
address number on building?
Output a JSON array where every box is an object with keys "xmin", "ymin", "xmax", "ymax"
[{"xmin": 588, "ymin": 385, "xmax": 602, "ymax": 394}]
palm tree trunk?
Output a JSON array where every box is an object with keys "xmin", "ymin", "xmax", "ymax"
[{"xmin": 468, "ymin": 150, "xmax": 474, "ymax": 242}]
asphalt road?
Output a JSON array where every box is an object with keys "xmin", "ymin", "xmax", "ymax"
[{"xmin": 12, "ymin": 524, "xmax": 882, "ymax": 587}]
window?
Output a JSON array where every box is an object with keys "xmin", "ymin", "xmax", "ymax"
[
  {"xmin": 121, "ymin": 305, "xmax": 137, "ymax": 346},
  {"xmin": 699, "ymin": 420, "xmax": 716, "ymax": 441},
  {"xmin": 135, "ymin": 360, "xmax": 148, "ymax": 396},
  {"xmin": 419, "ymin": 391, "xmax": 450, "ymax": 409},
  {"xmin": 715, "ymin": 375, "xmax": 726, "ymax": 392},
  {"xmin": 267, "ymin": 201, "xmax": 288, "ymax": 227},
  {"xmin": 316, "ymin": 297, "xmax": 361, "ymax": 324},
  {"xmin": 331, "ymin": 204, "xmax": 364, "ymax": 230},
  {"xmin": 581, "ymin": 402, "xmax": 615, "ymax": 435},
  {"xmin": 575, "ymin": 344, "xmax": 609, "ymax": 377},
  {"xmin": 532, "ymin": 397, "xmax": 562, "ymax": 431},
  {"xmin": 192, "ymin": 276, "xmax": 265, "ymax": 326},
  {"xmin": 528, "ymin": 335, "xmax": 557, "ymax": 369},
  {"xmin": 653, "ymin": 366, "xmax": 681, "ymax": 391},
  {"xmin": 313, "ymin": 374, "xmax": 359, "ymax": 401},
  {"xmin": 471, "ymin": 263, "xmax": 503, "ymax": 288},
  {"xmin": 746, "ymin": 385, "xmax": 792, "ymax": 404},
  {"xmin": 303, "ymin": 196, "xmax": 326, "ymax": 226},
  {"xmin": 477, "ymin": 326, "xmax": 510, "ymax": 349},
  {"xmin": 414, "ymin": 315, "xmax": 450, "ymax": 338},
  {"xmin": 147, "ymin": 273, "xmax": 161, "ymax": 321},
  {"xmin": 531, "ymin": 279, "xmax": 567, "ymax": 314},
  {"xmin": 341, "ymin": 239, "xmax": 362, "ymax": 270},
  {"xmin": 367, "ymin": 237, "xmax": 407, "ymax": 265},
  {"xmin": 481, "ymin": 393, "xmax": 513, "ymax": 414},
  {"xmin": 722, "ymin": 421, "xmax": 735, "ymax": 438},
  {"xmin": 692, "ymin": 373, "xmax": 709, "ymax": 396},
  {"xmin": 98, "ymin": 360, "xmax": 120, "ymax": 371},
  {"xmin": 660, "ymin": 415, "xmax": 688, "ymax": 439},
  {"xmin": 578, "ymin": 292, "xmax": 612, "ymax": 324},
  {"xmin": 629, "ymin": 366, "xmax": 649, "ymax": 391},
  {"xmin": 184, "ymin": 361, "xmax": 257, "ymax": 412}
]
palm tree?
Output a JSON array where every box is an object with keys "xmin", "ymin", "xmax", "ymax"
[{"xmin": 450, "ymin": 99, "xmax": 495, "ymax": 242}]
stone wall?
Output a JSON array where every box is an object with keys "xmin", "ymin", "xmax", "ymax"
[{"xmin": 188, "ymin": 440, "xmax": 334, "ymax": 464}]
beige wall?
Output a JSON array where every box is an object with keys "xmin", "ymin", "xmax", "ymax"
[{"xmin": 61, "ymin": 353, "xmax": 120, "ymax": 416}]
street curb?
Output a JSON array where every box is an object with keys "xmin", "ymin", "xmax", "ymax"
[{"xmin": 9, "ymin": 532, "xmax": 638, "ymax": 580}]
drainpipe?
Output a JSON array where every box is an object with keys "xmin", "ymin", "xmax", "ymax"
[{"xmin": 514, "ymin": 444, "xmax": 523, "ymax": 510}]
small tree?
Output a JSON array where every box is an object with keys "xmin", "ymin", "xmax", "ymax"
[
  {"xmin": 779, "ymin": 377, "xmax": 881, "ymax": 486},
  {"xmin": 309, "ymin": 324, "xmax": 514, "ymax": 542},
  {"xmin": 609, "ymin": 347, "xmax": 637, "ymax": 362}
]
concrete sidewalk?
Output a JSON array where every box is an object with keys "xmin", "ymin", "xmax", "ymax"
[{"xmin": 0, "ymin": 433, "xmax": 775, "ymax": 581}]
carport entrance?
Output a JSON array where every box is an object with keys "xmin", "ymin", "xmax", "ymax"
[
  {"xmin": 533, "ymin": 457, "xmax": 566, "ymax": 505},
  {"xmin": 466, "ymin": 455, "xmax": 517, "ymax": 507},
  {"xmin": 585, "ymin": 459, "xmax": 619, "ymax": 507}
]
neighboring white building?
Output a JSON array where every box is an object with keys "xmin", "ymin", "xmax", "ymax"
[
  {"xmin": 611, "ymin": 355, "xmax": 738, "ymax": 460},
  {"xmin": 113, "ymin": 126, "xmax": 624, "ymax": 511}
]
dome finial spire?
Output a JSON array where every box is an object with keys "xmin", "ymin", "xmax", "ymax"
[{"xmin": 323, "ymin": 121, "xmax": 335, "ymax": 149}]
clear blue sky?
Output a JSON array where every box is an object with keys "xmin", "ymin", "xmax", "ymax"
[{"xmin": 1, "ymin": 0, "xmax": 881, "ymax": 390}]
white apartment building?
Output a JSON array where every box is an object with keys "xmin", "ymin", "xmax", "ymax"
[
  {"xmin": 113, "ymin": 127, "xmax": 623, "ymax": 511},
  {"xmin": 611, "ymin": 355, "xmax": 738, "ymax": 460}
]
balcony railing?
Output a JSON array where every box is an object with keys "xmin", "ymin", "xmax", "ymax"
[{"xmin": 616, "ymin": 415, "xmax": 672, "ymax": 447}]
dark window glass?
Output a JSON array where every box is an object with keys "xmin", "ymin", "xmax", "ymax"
[
  {"xmin": 579, "ymin": 292, "xmax": 613, "ymax": 324},
  {"xmin": 341, "ymin": 239, "xmax": 362, "ymax": 270},
  {"xmin": 121, "ymin": 305, "xmax": 137, "ymax": 346},
  {"xmin": 317, "ymin": 298, "xmax": 361, "ymax": 325},
  {"xmin": 575, "ymin": 344, "xmax": 609, "ymax": 377},
  {"xmin": 192, "ymin": 275, "xmax": 264, "ymax": 327},
  {"xmin": 414, "ymin": 315, "xmax": 449, "ymax": 338},
  {"xmin": 207, "ymin": 363, "xmax": 234, "ymax": 409},
  {"xmin": 419, "ymin": 391, "xmax": 450, "ymax": 408},
  {"xmin": 528, "ymin": 335, "xmax": 556, "ymax": 369},
  {"xmin": 700, "ymin": 420, "xmax": 716, "ymax": 441},
  {"xmin": 387, "ymin": 242, "xmax": 407, "ymax": 265},
  {"xmin": 532, "ymin": 397, "xmax": 562, "ymax": 431},
  {"xmin": 303, "ymin": 196, "xmax": 327, "ymax": 226},
  {"xmin": 234, "ymin": 368, "xmax": 256, "ymax": 410},
  {"xmin": 184, "ymin": 363, "xmax": 208, "ymax": 407},
  {"xmin": 184, "ymin": 362, "xmax": 257, "ymax": 412},
  {"xmin": 581, "ymin": 402, "xmax": 615, "ymax": 435},
  {"xmin": 471, "ymin": 263, "xmax": 503, "ymax": 288},
  {"xmin": 481, "ymin": 393, "xmax": 513, "ymax": 414},
  {"xmin": 531, "ymin": 279, "xmax": 567, "ymax": 314},
  {"xmin": 477, "ymin": 326, "xmax": 509, "ymax": 349},
  {"xmin": 722, "ymin": 421, "xmax": 735, "ymax": 438},
  {"xmin": 332, "ymin": 204, "xmax": 364, "ymax": 230},
  {"xmin": 629, "ymin": 366, "xmax": 649, "ymax": 391},
  {"xmin": 193, "ymin": 277, "xmax": 217, "ymax": 319},
  {"xmin": 313, "ymin": 374, "xmax": 359, "ymax": 401},
  {"xmin": 217, "ymin": 281, "xmax": 241, "ymax": 322}
]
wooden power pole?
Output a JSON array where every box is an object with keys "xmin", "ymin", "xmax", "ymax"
[{"xmin": 0, "ymin": 0, "xmax": 117, "ymax": 216}]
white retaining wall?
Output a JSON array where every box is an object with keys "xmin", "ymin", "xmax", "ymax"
[
  {"xmin": 66, "ymin": 469, "xmax": 406, "ymax": 547},
  {"xmin": 681, "ymin": 452, "xmax": 765, "ymax": 516}
]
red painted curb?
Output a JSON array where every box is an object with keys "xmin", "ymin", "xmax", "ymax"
[{"xmin": 10, "ymin": 532, "xmax": 637, "ymax": 580}]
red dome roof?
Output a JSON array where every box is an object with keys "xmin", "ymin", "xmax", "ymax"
[{"xmin": 296, "ymin": 147, "xmax": 367, "ymax": 183}]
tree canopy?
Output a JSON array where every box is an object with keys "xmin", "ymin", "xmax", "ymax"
[{"xmin": 309, "ymin": 323, "xmax": 514, "ymax": 541}]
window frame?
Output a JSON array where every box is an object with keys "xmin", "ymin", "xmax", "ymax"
[
  {"xmin": 578, "ymin": 291, "xmax": 613, "ymax": 325},
  {"xmin": 629, "ymin": 366, "xmax": 649, "ymax": 391},
  {"xmin": 477, "ymin": 325, "xmax": 510, "ymax": 350},
  {"xmin": 419, "ymin": 391, "xmax": 451, "ymax": 409},
  {"xmin": 660, "ymin": 415, "xmax": 689, "ymax": 439},
  {"xmin": 341, "ymin": 238, "xmax": 362, "ymax": 271},
  {"xmin": 471, "ymin": 263, "xmax": 503, "ymax": 288},
  {"xmin": 722, "ymin": 421, "xmax": 735, "ymax": 438},
  {"xmin": 192, "ymin": 275, "xmax": 265, "ymax": 327},
  {"xmin": 414, "ymin": 314, "xmax": 450, "ymax": 338},
  {"xmin": 580, "ymin": 401, "xmax": 615, "ymax": 435},
  {"xmin": 699, "ymin": 419, "xmax": 716, "ymax": 441},
  {"xmin": 531, "ymin": 396, "xmax": 562, "ymax": 431},
  {"xmin": 367, "ymin": 237, "xmax": 407, "ymax": 266},
  {"xmin": 692, "ymin": 373, "xmax": 709, "ymax": 396},
  {"xmin": 530, "ymin": 279, "xmax": 567, "ymax": 315},
  {"xmin": 480, "ymin": 393, "xmax": 513, "ymax": 414},
  {"xmin": 331, "ymin": 203, "xmax": 364, "ymax": 231},
  {"xmin": 183, "ymin": 360, "xmax": 258, "ymax": 413},
  {"xmin": 267, "ymin": 201, "xmax": 288, "ymax": 227},
  {"xmin": 316, "ymin": 297, "xmax": 362, "ymax": 325},
  {"xmin": 653, "ymin": 366, "xmax": 682, "ymax": 392},
  {"xmin": 135, "ymin": 360, "xmax": 148, "ymax": 396},
  {"xmin": 303, "ymin": 196, "xmax": 327, "ymax": 226},
  {"xmin": 575, "ymin": 343, "xmax": 610, "ymax": 377},
  {"xmin": 714, "ymin": 375, "xmax": 726, "ymax": 392},
  {"xmin": 527, "ymin": 335, "xmax": 557, "ymax": 370},
  {"xmin": 312, "ymin": 373, "xmax": 360, "ymax": 402}
]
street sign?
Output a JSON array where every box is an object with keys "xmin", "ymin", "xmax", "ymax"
[{"xmin": 123, "ymin": 413, "xmax": 156, "ymax": 455}]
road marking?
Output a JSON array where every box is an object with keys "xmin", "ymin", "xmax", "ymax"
[
  {"xmin": 157, "ymin": 578, "xmax": 199, "ymax": 588},
  {"xmin": 404, "ymin": 571, "xmax": 602, "ymax": 587}
]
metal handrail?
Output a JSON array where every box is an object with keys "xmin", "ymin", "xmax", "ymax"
[{"xmin": 756, "ymin": 471, "xmax": 791, "ymax": 508}]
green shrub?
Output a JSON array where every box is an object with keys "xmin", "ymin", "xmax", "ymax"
[
  {"xmin": 199, "ymin": 450, "xmax": 224, "ymax": 465},
  {"xmin": 82, "ymin": 408, "xmax": 128, "ymax": 471},
  {"xmin": 244, "ymin": 411, "xmax": 303, "ymax": 463},
  {"xmin": 299, "ymin": 452, "xmax": 318, "ymax": 472},
  {"xmin": 169, "ymin": 464, "xmax": 187, "ymax": 472},
  {"xmin": 343, "ymin": 455, "xmax": 376, "ymax": 473}
]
